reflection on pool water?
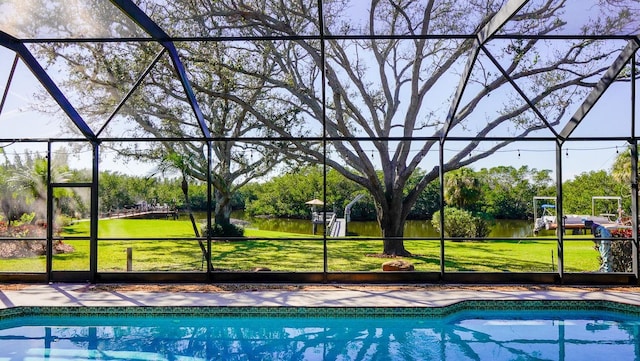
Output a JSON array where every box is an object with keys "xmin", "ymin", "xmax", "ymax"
[{"xmin": 0, "ymin": 306, "xmax": 638, "ymax": 361}]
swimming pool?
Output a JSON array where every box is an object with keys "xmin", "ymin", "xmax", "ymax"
[{"xmin": 0, "ymin": 301, "xmax": 638, "ymax": 360}]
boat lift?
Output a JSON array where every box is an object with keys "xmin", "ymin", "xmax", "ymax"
[
  {"xmin": 533, "ymin": 196, "xmax": 623, "ymax": 235},
  {"xmin": 533, "ymin": 196, "xmax": 556, "ymax": 234},
  {"xmin": 591, "ymin": 196, "xmax": 623, "ymax": 220}
]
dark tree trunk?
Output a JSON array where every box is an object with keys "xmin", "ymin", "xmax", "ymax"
[
  {"xmin": 376, "ymin": 198, "xmax": 411, "ymax": 256},
  {"xmin": 214, "ymin": 189, "xmax": 232, "ymax": 226}
]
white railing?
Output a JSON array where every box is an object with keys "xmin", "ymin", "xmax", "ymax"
[
  {"xmin": 326, "ymin": 212, "xmax": 337, "ymax": 235},
  {"xmin": 312, "ymin": 211, "xmax": 335, "ymax": 223}
]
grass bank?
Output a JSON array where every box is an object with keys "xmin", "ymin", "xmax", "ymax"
[{"xmin": 0, "ymin": 218, "xmax": 600, "ymax": 273}]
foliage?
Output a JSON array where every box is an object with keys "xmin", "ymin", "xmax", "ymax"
[
  {"xmin": 57, "ymin": 214, "xmax": 75, "ymax": 227},
  {"xmin": 0, "ymin": 151, "xmax": 90, "ymax": 224},
  {"xmin": 18, "ymin": 213, "xmax": 36, "ymax": 225},
  {"xmin": 0, "ymin": 220, "xmax": 47, "ymax": 238},
  {"xmin": 610, "ymin": 145, "xmax": 633, "ymax": 184},
  {"xmin": 0, "ymin": 192, "xmax": 31, "ymax": 226},
  {"xmin": 431, "ymin": 207, "xmax": 491, "ymax": 240},
  {"xmin": 472, "ymin": 215, "xmax": 492, "ymax": 240},
  {"xmin": 0, "ymin": 219, "xmax": 73, "ymax": 259},
  {"xmin": 562, "ymin": 171, "xmax": 628, "ymax": 215},
  {"xmin": 184, "ymin": 182, "xmax": 208, "ymax": 211},
  {"xmin": 0, "ymin": 159, "xmax": 27, "ymax": 225},
  {"xmin": 201, "ymin": 223, "xmax": 245, "ymax": 239},
  {"xmin": 406, "ymin": 171, "xmax": 441, "ymax": 220},
  {"xmin": 0, "ymin": 153, "xmax": 619, "ymax": 232},
  {"xmin": 245, "ymin": 166, "xmax": 364, "ymax": 219},
  {"xmin": 33, "ymin": 1, "xmax": 292, "ymax": 226},
  {"xmin": 10, "ymin": 1, "xmax": 637, "ymax": 256},
  {"xmin": 99, "ymin": 171, "xmax": 142, "ymax": 212},
  {"xmin": 99, "ymin": 171, "xmax": 188, "ymax": 212},
  {"xmin": 244, "ymin": 166, "xmax": 441, "ymax": 221},
  {"xmin": 444, "ymin": 168, "xmax": 482, "ymax": 210},
  {"xmin": 478, "ymin": 166, "xmax": 554, "ymax": 219}
]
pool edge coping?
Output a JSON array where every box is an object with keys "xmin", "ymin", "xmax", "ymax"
[{"xmin": 2, "ymin": 299, "xmax": 640, "ymax": 320}]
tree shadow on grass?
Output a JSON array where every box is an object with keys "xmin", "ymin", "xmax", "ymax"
[
  {"xmin": 441, "ymin": 241, "xmax": 562, "ymax": 272},
  {"xmin": 212, "ymin": 239, "xmax": 325, "ymax": 271},
  {"xmin": 70, "ymin": 238, "xmax": 593, "ymax": 273}
]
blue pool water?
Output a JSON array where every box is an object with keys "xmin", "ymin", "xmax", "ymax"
[{"xmin": 0, "ymin": 308, "xmax": 639, "ymax": 360}]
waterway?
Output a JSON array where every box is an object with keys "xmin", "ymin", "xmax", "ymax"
[{"xmin": 227, "ymin": 211, "xmax": 535, "ymax": 238}]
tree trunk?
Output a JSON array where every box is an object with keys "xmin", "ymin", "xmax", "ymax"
[
  {"xmin": 378, "ymin": 203, "xmax": 411, "ymax": 256},
  {"xmin": 214, "ymin": 189, "xmax": 232, "ymax": 226}
]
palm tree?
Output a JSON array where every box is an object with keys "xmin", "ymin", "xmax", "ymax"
[
  {"xmin": 8, "ymin": 152, "xmax": 73, "ymax": 223},
  {"xmin": 611, "ymin": 146, "xmax": 634, "ymax": 185},
  {"xmin": 444, "ymin": 168, "xmax": 482, "ymax": 210}
]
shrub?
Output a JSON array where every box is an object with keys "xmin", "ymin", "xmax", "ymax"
[
  {"xmin": 472, "ymin": 215, "xmax": 492, "ymax": 238},
  {"xmin": 57, "ymin": 214, "xmax": 75, "ymax": 227},
  {"xmin": 431, "ymin": 207, "xmax": 492, "ymax": 240},
  {"xmin": 201, "ymin": 223, "xmax": 245, "ymax": 239},
  {"xmin": 19, "ymin": 212, "xmax": 36, "ymax": 225}
]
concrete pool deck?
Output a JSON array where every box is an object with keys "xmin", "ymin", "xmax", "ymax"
[{"xmin": 1, "ymin": 284, "xmax": 640, "ymax": 309}]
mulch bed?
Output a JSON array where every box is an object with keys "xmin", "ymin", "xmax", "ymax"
[{"xmin": 0, "ymin": 240, "xmax": 74, "ymax": 259}]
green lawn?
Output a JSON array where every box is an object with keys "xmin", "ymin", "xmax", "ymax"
[{"xmin": 0, "ymin": 218, "xmax": 601, "ymax": 273}]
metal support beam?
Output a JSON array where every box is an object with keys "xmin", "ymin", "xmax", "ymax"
[
  {"xmin": 481, "ymin": 45, "xmax": 561, "ymax": 139},
  {"xmin": 559, "ymin": 39, "xmax": 639, "ymax": 141},
  {"xmin": 438, "ymin": 144, "xmax": 445, "ymax": 277},
  {"xmin": 206, "ymin": 141, "xmax": 213, "ymax": 279},
  {"xmin": 109, "ymin": 0, "xmax": 212, "ymax": 139},
  {"xmin": 90, "ymin": 142, "xmax": 100, "ymax": 283},
  {"xmin": 478, "ymin": 0, "xmax": 530, "ymax": 44},
  {"xmin": 0, "ymin": 54, "xmax": 18, "ymax": 115},
  {"xmin": 441, "ymin": 0, "xmax": 529, "ymax": 140},
  {"xmin": 46, "ymin": 142, "xmax": 53, "ymax": 282},
  {"xmin": 632, "ymin": 56, "xmax": 639, "ymax": 281},
  {"xmin": 0, "ymin": 31, "xmax": 97, "ymax": 142},
  {"xmin": 98, "ymin": 48, "xmax": 167, "ymax": 137},
  {"xmin": 555, "ymin": 142, "xmax": 564, "ymax": 281},
  {"xmin": 441, "ymin": 47, "xmax": 480, "ymax": 140},
  {"xmin": 631, "ymin": 141, "xmax": 638, "ymax": 279}
]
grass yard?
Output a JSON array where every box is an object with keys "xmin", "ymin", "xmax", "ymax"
[{"xmin": 0, "ymin": 218, "xmax": 601, "ymax": 273}]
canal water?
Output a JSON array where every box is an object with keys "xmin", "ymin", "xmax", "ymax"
[{"xmin": 227, "ymin": 211, "xmax": 534, "ymax": 238}]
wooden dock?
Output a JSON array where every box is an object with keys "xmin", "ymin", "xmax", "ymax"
[
  {"xmin": 101, "ymin": 207, "xmax": 178, "ymax": 220},
  {"xmin": 539, "ymin": 215, "xmax": 617, "ymax": 234}
]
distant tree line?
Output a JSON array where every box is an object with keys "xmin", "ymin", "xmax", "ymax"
[
  {"xmin": 241, "ymin": 165, "xmax": 557, "ymax": 222},
  {"xmin": 0, "ymin": 151, "xmax": 631, "ymax": 228}
]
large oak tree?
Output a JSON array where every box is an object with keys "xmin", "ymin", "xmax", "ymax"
[
  {"xmin": 21, "ymin": 0, "xmax": 295, "ymax": 226},
  {"xmin": 205, "ymin": 0, "xmax": 639, "ymax": 255}
]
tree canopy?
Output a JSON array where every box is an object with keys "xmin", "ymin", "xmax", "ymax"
[
  {"xmin": 31, "ymin": 0, "xmax": 295, "ymax": 226},
  {"xmin": 201, "ymin": 0, "xmax": 638, "ymax": 254}
]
